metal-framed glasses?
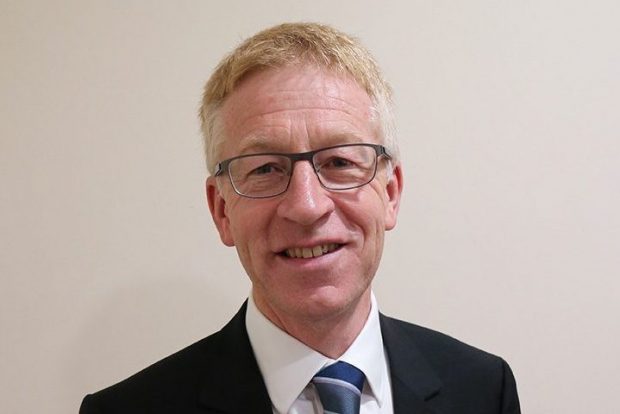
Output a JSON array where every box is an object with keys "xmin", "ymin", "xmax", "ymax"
[{"xmin": 214, "ymin": 143, "xmax": 391, "ymax": 199}]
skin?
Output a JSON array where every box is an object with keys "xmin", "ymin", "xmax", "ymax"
[{"xmin": 206, "ymin": 65, "xmax": 403, "ymax": 358}]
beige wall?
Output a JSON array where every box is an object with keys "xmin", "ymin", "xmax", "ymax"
[{"xmin": 1, "ymin": 1, "xmax": 618, "ymax": 413}]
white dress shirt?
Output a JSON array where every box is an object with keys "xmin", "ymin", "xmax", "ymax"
[{"xmin": 246, "ymin": 292, "xmax": 393, "ymax": 414}]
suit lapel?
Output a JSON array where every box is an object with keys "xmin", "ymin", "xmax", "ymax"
[
  {"xmin": 196, "ymin": 306, "xmax": 445, "ymax": 413},
  {"xmin": 198, "ymin": 303, "xmax": 272, "ymax": 414},
  {"xmin": 380, "ymin": 314, "xmax": 444, "ymax": 414}
]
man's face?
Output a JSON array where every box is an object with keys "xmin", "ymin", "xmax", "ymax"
[{"xmin": 207, "ymin": 65, "xmax": 402, "ymax": 325}]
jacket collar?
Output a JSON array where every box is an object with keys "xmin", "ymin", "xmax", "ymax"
[
  {"xmin": 198, "ymin": 302, "xmax": 272, "ymax": 414},
  {"xmin": 380, "ymin": 314, "xmax": 444, "ymax": 414}
]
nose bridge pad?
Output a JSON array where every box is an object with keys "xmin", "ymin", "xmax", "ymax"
[{"xmin": 310, "ymin": 158, "xmax": 323, "ymax": 186}]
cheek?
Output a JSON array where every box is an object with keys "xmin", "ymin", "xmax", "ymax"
[
  {"xmin": 356, "ymin": 202, "xmax": 389, "ymax": 257},
  {"xmin": 359, "ymin": 195, "xmax": 390, "ymax": 232},
  {"xmin": 228, "ymin": 204, "xmax": 271, "ymax": 252},
  {"xmin": 342, "ymin": 204, "xmax": 386, "ymax": 250}
]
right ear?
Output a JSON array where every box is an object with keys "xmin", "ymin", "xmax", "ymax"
[{"xmin": 206, "ymin": 177, "xmax": 235, "ymax": 246}]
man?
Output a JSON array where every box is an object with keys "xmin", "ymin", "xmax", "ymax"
[{"xmin": 80, "ymin": 23, "xmax": 520, "ymax": 414}]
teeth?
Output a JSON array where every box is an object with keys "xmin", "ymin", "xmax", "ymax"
[
  {"xmin": 312, "ymin": 246, "xmax": 323, "ymax": 256},
  {"xmin": 285, "ymin": 244, "xmax": 338, "ymax": 259}
]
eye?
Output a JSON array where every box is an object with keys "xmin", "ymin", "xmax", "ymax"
[
  {"xmin": 322, "ymin": 157, "xmax": 356, "ymax": 169},
  {"xmin": 250, "ymin": 163, "xmax": 285, "ymax": 176}
]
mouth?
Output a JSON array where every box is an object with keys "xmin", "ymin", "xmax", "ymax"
[{"xmin": 280, "ymin": 243, "xmax": 342, "ymax": 259}]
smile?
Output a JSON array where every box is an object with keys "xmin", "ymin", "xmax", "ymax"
[{"xmin": 284, "ymin": 243, "xmax": 340, "ymax": 259}]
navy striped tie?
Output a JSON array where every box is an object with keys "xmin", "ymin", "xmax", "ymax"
[{"xmin": 312, "ymin": 361, "xmax": 365, "ymax": 414}]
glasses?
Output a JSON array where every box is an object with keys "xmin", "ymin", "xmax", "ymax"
[{"xmin": 214, "ymin": 143, "xmax": 391, "ymax": 199}]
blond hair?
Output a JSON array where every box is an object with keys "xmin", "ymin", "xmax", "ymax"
[{"xmin": 199, "ymin": 22, "xmax": 397, "ymax": 174}]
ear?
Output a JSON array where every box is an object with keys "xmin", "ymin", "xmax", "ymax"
[
  {"xmin": 384, "ymin": 163, "xmax": 403, "ymax": 231},
  {"xmin": 206, "ymin": 177, "xmax": 235, "ymax": 246}
]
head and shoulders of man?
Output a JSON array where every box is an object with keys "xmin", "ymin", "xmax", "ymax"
[{"xmin": 81, "ymin": 23, "xmax": 514, "ymax": 411}]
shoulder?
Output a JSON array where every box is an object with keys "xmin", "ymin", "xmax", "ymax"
[
  {"xmin": 380, "ymin": 314, "xmax": 520, "ymax": 413},
  {"xmin": 380, "ymin": 314, "xmax": 516, "ymax": 389},
  {"xmin": 80, "ymin": 306, "xmax": 248, "ymax": 413},
  {"xmin": 380, "ymin": 313, "xmax": 505, "ymax": 365},
  {"xmin": 79, "ymin": 330, "xmax": 224, "ymax": 413}
]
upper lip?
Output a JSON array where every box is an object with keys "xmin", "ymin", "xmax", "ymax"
[{"xmin": 274, "ymin": 239, "xmax": 345, "ymax": 254}]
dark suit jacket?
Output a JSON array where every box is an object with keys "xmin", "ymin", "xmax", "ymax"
[{"xmin": 80, "ymin": 303, "xmax": 520, "ymax": 413}]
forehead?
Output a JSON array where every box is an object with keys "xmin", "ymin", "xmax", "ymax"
[{"xmin": 218, "ymin": 65, "xmax": 376, "ymax": 156}]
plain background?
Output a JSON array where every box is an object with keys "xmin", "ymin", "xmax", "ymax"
[{"xmin": 1, "ymin": 1, "xmax": 618, "ymax": 413}]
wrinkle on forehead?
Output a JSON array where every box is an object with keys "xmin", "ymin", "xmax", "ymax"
[
  {"xmin": 235, "ymin": 130, "xmax": 372, "ymax": 156},
  {"xmin": 218, "ymin": 65, "xmax": 378, "ymax": 158},
  {"xmin": 222, "ymin": 66, "xmax": 372, "ymax": 122}
]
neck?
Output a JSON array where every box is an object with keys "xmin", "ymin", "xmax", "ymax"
[{"xmin": 253, "ymin": 291, "xmax": 372, "ymax": 359}]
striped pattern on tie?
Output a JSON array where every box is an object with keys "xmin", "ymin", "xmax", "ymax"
[{"xmin": 312, "ymin": 361, "xmax": 365, "ymax": 414}]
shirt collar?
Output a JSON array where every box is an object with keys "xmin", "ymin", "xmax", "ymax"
[{"xmin": 246, "ymin": 292, "xmax": 388, "ymax": 413}]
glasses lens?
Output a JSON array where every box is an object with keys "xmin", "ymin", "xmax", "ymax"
[
  {"xmin": 313, "ymin": 145, "xmax": 377, "ymax": 189},
  {"xmin": 228, "ymin": 154, "xmax": 291, "ymax": 197}
]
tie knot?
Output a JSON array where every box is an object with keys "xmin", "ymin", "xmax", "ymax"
[
  {"xmin": 312, "ymin": 361, "xmax": 365, "ymax": 414},
  {"xmin": 313, "ymin": 361, "xmax": 365, "ymax": 392}
]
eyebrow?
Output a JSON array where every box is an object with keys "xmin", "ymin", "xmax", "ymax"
[
  {"xmin": 235, "ymin": 132, "xmax": 372, "ymax": 155},
  {"xmin": 236, "ymin": 136, "xmax": 279, "ymax": 155}
]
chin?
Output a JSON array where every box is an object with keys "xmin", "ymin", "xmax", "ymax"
[{"xmin": 290, "ymin": 288, "xmax": 366, "ymax": 319}]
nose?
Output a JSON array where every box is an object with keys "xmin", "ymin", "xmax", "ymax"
[{"xmin": 276, "ymin": 161, "xmax": 335, "ymax": 225}]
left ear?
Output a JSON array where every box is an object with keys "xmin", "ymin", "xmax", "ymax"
[{"xmin": 383, "ymin": 163, "xmax": 403, "ymax": 230}]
